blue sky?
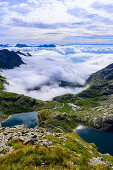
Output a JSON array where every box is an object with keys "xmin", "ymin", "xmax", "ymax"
[{"xmin": 0, "ymin": 0, "xmax": 113, "ymax": 44}]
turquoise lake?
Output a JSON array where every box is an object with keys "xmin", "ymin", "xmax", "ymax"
[{"xmin": 1, "ymin": 112, "xmax": 38, "ymax": 128}]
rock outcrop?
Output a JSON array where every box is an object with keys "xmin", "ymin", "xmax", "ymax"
[
  {"xmin": 0, "ymin": 125, "xmax": 63, "ymax": 156},
  {"xmin": 89, "ymin": 157, "xmax": 112, "ymax": 167},
  {"xmin": 0, "ymin": 125, "xmax": 113, "ymax": 169}
]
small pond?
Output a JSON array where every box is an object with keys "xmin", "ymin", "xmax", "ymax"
[{"xmin": 1, "ymin": 112, "xmax": 38, "ymax": 128}]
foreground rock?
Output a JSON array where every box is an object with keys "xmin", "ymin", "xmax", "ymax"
[
  {"xmin": 0, "ymin": 125, "xmax": 57, "ymax": 156},
  {"xmin": 0, "ymin": 125, "xmax": 113, "ymax": 169},
  {"xmin": 89, "ymin": 157, "xmax": 112, "ymax": 167}
]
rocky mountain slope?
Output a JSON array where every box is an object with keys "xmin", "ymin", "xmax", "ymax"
[
  {"xmin": 79, "ymin": 63, "xmax": 113, "ymax": 98},
  {"xmin": 0, "ymin": 63, "xmax": 113, "ymax": 132},
  {"xmin": 0, "ymin": 61, "xmax": 113, "ymax": 169},
  {"xmin": 0, "ymin": 125, "xmax": 113, "ymax": 169},
  {"xmin": 41, "ymin": 63, "xmax": 113, "ymax": 132},
  {"xmin": 0, "ymin": 49, "xmax": 24, "ymax": 69}
]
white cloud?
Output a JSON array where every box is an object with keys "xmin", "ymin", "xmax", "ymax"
[{"xmin": 1, "ymin": 45, "xmax": 113, "ymax": 100}]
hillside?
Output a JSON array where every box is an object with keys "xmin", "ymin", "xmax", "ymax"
[
  {"xmin": 0, "ymin": 75, "xmax": 57, "ymax": 122},
  {"xmin": 0, "ymin": 49, "xmax": 24, "ymax": 69},
  {"xmin": 1, "ymin": 63, "xmax": 112, "ymax": 132},
  {"xmin": 0, "ymin": 75, "xmax": 7, "ymax": 90},
  {"xmin": 42, "ymin": 63, "xmax": 113, "ymax": 133},
  {"xmin": 78, "ymin": 63, "xmax": 113, "ymax": 98},
  {"xmin": 1, "ymin": 125, "xmax": 113, "ymax": 169},
  {"xmin": 0, "ymin": 63, "xmax": 113, "ymax": 169}
]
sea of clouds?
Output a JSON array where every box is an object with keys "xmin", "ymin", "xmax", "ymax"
[{"xmin": 1, "ymin": 45, "xmax": 113, "ymax": 101}]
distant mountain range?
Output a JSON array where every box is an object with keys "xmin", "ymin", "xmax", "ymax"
[
  {"xmin": 1, "ymin": 43, "xmax": 113, "ymax": 48},
  {"xmin": 15, "ymin": 44, "xmax": 29, "ymax": 47},
  {"xmin": 38, "ymin": 44, "xmax": 56, "ymax": 47},
  {"xmin": 0, "ymin": 44, "xmax": 10, "ymax": 47},
  {"xmin": 15, "ymin": 44, "xmax": 56, "ymax": 48}
]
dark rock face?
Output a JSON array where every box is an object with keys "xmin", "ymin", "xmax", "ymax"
[
  {"xmin": 78, "ymin": 63, "xmax": 113, "ymax": 98},
  {"xmin": 0, "ymin": 49, "xmax": 24, "ymax": 69},
  {"xmin": 27, "ymin": 80, "xmax": 82, "ymax": 92},
  {"xmin": 16, "ymin": 51, "xmax": 32, "ymax": 57},
  {"xmin": 87, "ymin": 63, "xmax": 113, "ymax": 84},
  {"xmin": 27, "ymin": 52, "xmax": 32, "ymax": 56},
  {"xmin": 16, "ymin": 51, "xmax": 27, "ymax": 56}
]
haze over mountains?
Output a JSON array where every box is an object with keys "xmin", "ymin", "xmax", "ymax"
[
  {"xmin": 0, "ymin": 44, "xmax": 113, "ymax": 100},
  {"xmin": 0, "ymin": 46, "xmax": 113, "ymax": 133},
  {"xmin": 0, "ymin": 48, "xmax": 113, "ymax": 134},
  {"xmin": 0, "ymin": 40, "xmax": 113, "ymax": 170}
]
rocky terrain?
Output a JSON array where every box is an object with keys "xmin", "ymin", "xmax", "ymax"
[
  {"xmin": 51, "ymin": 63, "xmax": 113, "ymax": 132},
  {"xmin": 0, "ymin": 125, "xmax": 113, "ymax": 169},
  {"xmin": 0, "ymin": 59, "xmax": 113, "ymax": 169},
  {"xmin": 0, "ymin": 125, "xmax": 53, "ymax": 156}
]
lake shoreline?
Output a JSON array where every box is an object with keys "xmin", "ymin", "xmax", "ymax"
[
  {"xmin": 75, "ymin": 124, "xmax": 113, "ymax": 155},
  {"xmin": 74, "ymin": 124, "xmax": 113, "ymax": 134},
  {"xmin": 0, "ymin": 111, "xmax": 38, "ymax": 127},
  {"xmin": 0, "ymin": 115, "xmax": 11, "ymax": 126},
  {"xmin": 1, "ymin": 114, "xmax": 113, "ymax": 135}
]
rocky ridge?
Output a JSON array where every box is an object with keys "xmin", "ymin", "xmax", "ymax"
[
  {"xmin": 0, "ymin": 49, "xmax": 24, "ymax": 69},
  {"xmin": 0, "ymin": 125, "xmax": 59, "ymax": 156},
  {"xmin": 0, "ymin": 125, "xmax": 113, "ymax": 169},
  {"xmin": 0, "ymin": 57, "xmax": 113, "ymax": 168}
]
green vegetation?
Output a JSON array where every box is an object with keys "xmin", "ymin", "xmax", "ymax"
[
  {"xmin": 0, "ymin": 73, "xmax": 56, "ymax": 120},
  {"xmin": 1, "ymin": 130, "xmax": 113, "ymax": 170},
  {"xmin": 0, "ymin": 75, "xmax": 7, "ymax": 90},
  {"xmin": 0, "ymin": 62, "xmax": 113, "ymax": 169},
  {"xmin": 38, "ymin": 63, "xmax": 113, "ymax": 133},
  {"xmin": 0, "ymin": 90, "xmax": 57, "ymax": 119},
  {"xmin": 0, "ymin": 62, "xmax": 113, "ymax": 132}
]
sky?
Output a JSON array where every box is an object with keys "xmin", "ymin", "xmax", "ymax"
[{"xmin": 0, "ymin": 0, "xmax": 113, "ymax": 44}]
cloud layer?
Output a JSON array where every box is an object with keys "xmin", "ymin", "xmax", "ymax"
[{"xmin": 1, "ymin": 45, "xmax": 113, "ymax": 100}]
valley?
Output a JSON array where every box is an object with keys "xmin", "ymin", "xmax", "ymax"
[{"xmin": 0, "ymin": 48, "xmax": 113, "ymax": 169}]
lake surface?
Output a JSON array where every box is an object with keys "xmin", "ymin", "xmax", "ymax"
[
  {"xmin": 75, "ymin": 126, "xmax": 113, "ymax": 155},
  {"xmin": 1, "ymin": 112, "xmax": 38, "ymax": 128}
]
